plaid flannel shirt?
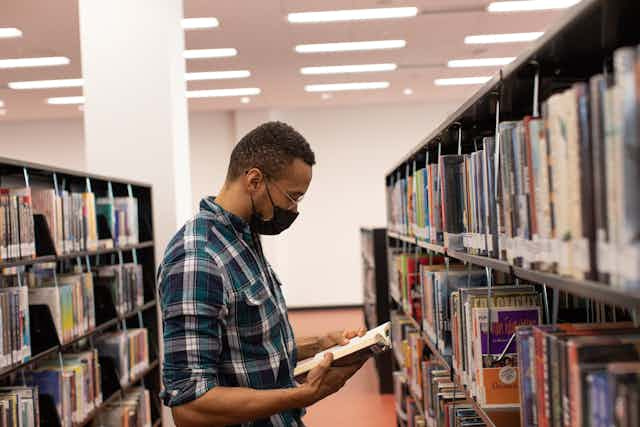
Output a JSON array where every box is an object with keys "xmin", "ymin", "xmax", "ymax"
[{"xmin": 158, "ymin": 197, "xmax": 304, "ymax": 427}]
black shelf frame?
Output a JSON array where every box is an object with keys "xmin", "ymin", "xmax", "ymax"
[{"xmin": 360, "ymin": 228, "xmax": 393, "ymax": 394}]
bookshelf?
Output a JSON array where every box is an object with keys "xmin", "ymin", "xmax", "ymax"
[
  {"xmin": 0, "ymin": 156, "xmax": 161, "ymax": 427},
  {"xmin": 360, "ymin": 228, "xmax": 393, "ymax": 394},
  {"xmin": 385, "ymin": 0, "xmax": 640, "ymax": 426}
]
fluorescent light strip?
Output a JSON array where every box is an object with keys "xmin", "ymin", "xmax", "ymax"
[
  {"xmin": 288, "ymin": 7, "xmax": 418, "ymax": 23},
  {"xmin": 464, "ymin": 32, "xmax": 544, "ymax": 44},
  {"xmin": 187, "ymin": 88, "xmax": 261, "ymax": 98},
  {"xmin": 434, "ymin": 77, "xmax": 491, "ymax": 86},
  {"xmin": 9, "ymin": 78, "xmax": 84, "ymax": 90},
  {"xmin": 447, "ymin": 57, "xmax": 516, "ymax": 68},
  {"xmin": 295, "ymin": 40, "xmax": 406, "ymax": 53},
  {"xmin": 0, "ymin": 28, "xmax": 22, "ymax": 38},
  {"xmin": 185, "ymin": 70, "xmax": 251, "ymax": 81},
  {"xmin": 304, "ymin": 81, "xmax": 389, "ymax": 92},
  {"xmin": 300, "ymin": 63, "xmax": 397, "ymax": 75},
  {"xmin": 181, "ymin": 17, "xmax": 219, "ymax": 29},
  {"xmin": 488, "ymin": 0, "xmax": 581, "ymax": 12},
  {"xmin": 0, "ymin": 56, "xmax": 70, "ymax": 69},
  {"xmin": 184, "ymin": 48, "xmax": 237, "ymax": 59},
  {"xmin": 11, "ymin": 71, "xmax": 250, "ymax": 90},
  {"xmin": 47, "ymin": 96, "xmax": 85, "ymax": 105}
]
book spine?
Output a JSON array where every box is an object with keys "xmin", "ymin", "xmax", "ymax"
[
  {"xmin": 615, "ymin": 47, "xmax": 640, "ymax": 290},
  {"xmin": 589, "ymin": 74, "xmax": 609, "ymax": 283}
]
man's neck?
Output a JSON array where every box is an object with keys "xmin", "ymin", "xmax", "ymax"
[{"xmin": 215, "ymin": 183, "xmax": 251, "ymax": 222}]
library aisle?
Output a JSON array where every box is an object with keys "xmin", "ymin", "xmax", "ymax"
[{"xmin": 289, "ymin": 308, "xmax": 396, "ymax": 427}]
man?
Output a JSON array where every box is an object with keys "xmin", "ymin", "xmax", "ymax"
[{"xmin": 158, "ymin": 121, "xmax": 368, "ymax": 427}]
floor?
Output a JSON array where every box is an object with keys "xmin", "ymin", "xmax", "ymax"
[{"xmin": 288, "ymin": 308, "xmax": 396, "ymax": 427}]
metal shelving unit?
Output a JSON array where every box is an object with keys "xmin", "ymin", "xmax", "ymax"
[
  {"xmin": 0, "ymin": 157, "xmax": 162, "ymax": 427},
  {"xmin": 386, "ymin": 1, "xmax": 640, "ymax": 425}
]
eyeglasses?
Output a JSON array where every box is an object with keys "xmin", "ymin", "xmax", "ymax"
[{"xmin": 267, "ymin": 178, "xmax": 304, "ymax": 205}]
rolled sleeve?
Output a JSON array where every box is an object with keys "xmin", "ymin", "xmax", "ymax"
[{"xmin": 158, "ymin": 230, "xmax": 227, "ymax": 407}]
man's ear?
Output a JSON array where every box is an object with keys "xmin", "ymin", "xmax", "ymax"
[{"xmin": 245, "ymin": 168, "xmax": 264, "ymax": 192}]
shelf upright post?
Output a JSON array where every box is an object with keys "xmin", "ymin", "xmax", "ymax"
[
  {"xmin": 84, "ymin": 254, "xmax": 96, "ymax": 350},
  {"xmin": 485, "ymin": 266, "xmax": 493, "ymax": 361},
  {"xmin": 531, "ymin": 60, "xmax": 541, "ymax": 118},
  {"xmin": 552, "ymin": 288, "xmax": 560, "ymax": 325},
  {"xmin": 22, "ymin": 167, "xmax": 29, "ymax": 188},
  {"xmin": 127, "ymin": 184, "xmax": 139, "ymax": 265},
  {"xmin": 542, "ymin": 284, "xmax": 551, "ymax": 324},
  {"xmin": 455, "ymin": 123, "xmax": 462, "ymax": 156}
]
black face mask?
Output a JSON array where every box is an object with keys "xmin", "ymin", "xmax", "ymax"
[{"xmin": 249, "ymin": 184, "xmax": 299, "ymax": 235}]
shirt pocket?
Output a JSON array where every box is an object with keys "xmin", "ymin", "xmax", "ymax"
[{"xmin": 236, "ymin": 279, "xmax": 283, "ymax": 351}]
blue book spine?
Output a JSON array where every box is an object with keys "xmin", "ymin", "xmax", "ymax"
[
  {"xmin": 517, "ymin": 326, "xmax": 535, "ymax": 427},
  {"xmin": 30, "ymin": 370, "xmax": 62, "ymax": 419}
]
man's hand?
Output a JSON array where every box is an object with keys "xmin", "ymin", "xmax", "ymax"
[
  {"xmin": 318, "ymin": 327, "xmax": 367, "ymax": 350},
  {"xmin": 298, "ymin": 352, "xmax": 367, "ymax": 406}
]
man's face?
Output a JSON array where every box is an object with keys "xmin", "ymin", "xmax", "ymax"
[{"xmin": 247, "ymin": 158, "xmax": 312, "ymax": 220}]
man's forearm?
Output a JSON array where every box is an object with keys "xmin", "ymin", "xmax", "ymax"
[
  {"xmin": 172, "ymin": 385, "xmax": 311, "ymax": 427},
  {"xmin": 296, "ymin": 336, "xmax": 323, "ymax": 360}
]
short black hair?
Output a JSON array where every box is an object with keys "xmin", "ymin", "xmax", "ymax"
[{"xmin": 226, "ymin": 121, "xmax": 316, "ymax": 180}]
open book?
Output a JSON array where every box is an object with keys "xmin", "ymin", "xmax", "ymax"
[{"xmin": 294, "ymin": 321, "xmax": 392, "ymax": 377}]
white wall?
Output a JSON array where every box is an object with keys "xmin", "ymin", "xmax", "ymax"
[
  {"xmin": 0, "ymin": 101, "xmax": 458, "ymax": 308},
  {"xmin": 252, "ymin": 102, "xmax": 459, "ymax": 307},
  {"xmin": 188, "ymin": 111, "xmax": 235, "ymax": 212},
  {"xmin": 0, "ymin": 118, "xmax": 85, "ymax": 170}
]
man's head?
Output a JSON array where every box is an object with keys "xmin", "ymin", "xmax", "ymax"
[{"xmin": 224, "ymin": 121, "xmax": 315, "ymax": 231}]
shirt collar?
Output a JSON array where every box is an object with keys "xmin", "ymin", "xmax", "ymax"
[{"xmin": 200, "ymin": 196, "xmax": 252, "ymax": 238}]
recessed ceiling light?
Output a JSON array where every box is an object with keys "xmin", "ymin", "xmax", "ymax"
[
  {"xmin": 181, "ymin": 17, "xmax": 219, "ymax": 30},
  {"xmin": 187, "ymin": 88, "xmax": 261, "ymax": 98},
  {"xmin": 300, "ymin": 63, "xmax": 397, "ymax": 75},
  {"xmin": 305, "ymin": 82, "xmax": 390, "ymax": 92},
  {"xmin": 0, "ymin": 28, "xmax": 22, "ymax": 39},
  {"xmin": 240, "ymin": 97, "xmax": 251, "ymax": 104},
  {"xmin": 464, "ymin": 32, "xmax": 544, "ymax": 44},
  {"xmin": 0, "ymin": 109, "xmax": 6, "ymax": 116},
  {"xmin": 47, "ymin": 96, "xmax": 85, "ymax": 105},
  {"xmin": 488, "ymin": 0, "xmax": 581, "ymax": 12},
  {"xmin": 447, "ymin": 57, "xmax": 516, "ymax": 68},
  {"xmin": 183, "ymin": 48, "xmax": 238, "ymax": 59},
  {"xmin": 295, "ymin": 40, "xmax": 406, "ymax": 54},
  {"xmin": 9, "ymin": 78, "xmax": 84, "ymax": 89},
  {"xmin": 403, "ymin": 88, "xmax": 414, "ymax": 95},
  {"xmin": 0, "ymin": 56, "xmax": 70, "ymax": 69},
  {"xmin": 185, "ymin": 70, "xmax": 251, "ymax": 81},
  {"xmin": 0, "ymin": 100, "xmax": 4, "ymax": 107},
  {"xmin": 287, "ymin": 7, "xmax": 418, "ymax": 23},
  {"xmin": 434, "ymin": 76, "xmax": 491, "ymax": 86},
  {"xmin": 321, "ymin": 93, "xmax": 333, "ymax": 100}
]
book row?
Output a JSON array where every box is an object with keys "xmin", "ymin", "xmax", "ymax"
[
  {"xmin": 97, "ymin": 329, "xmax": 150, "ymax": 388},
  {"xmin": 0, "ymin": 263, "xmax": 145, "ymax": 372},
  {"xmin": 393, "ymin": 342, "xmax": 490, "ymax": 427},
  {"xmin": 1, "ymin": 186, "xmax": 140, "ymax": 261},
  {"xmin": 29, "ymin": 349, "xmax": 102, "ymax": 427},
  {"xmin": 0, "ymin": 328, "xmax": 150, "ymax": 427},
  {"xmin": 0, "ymin": 387, "xmax": 38, "ymax": 427},
  {"xmin": 387, "ymin": 44, "xmax": 640, "ymax": 291},
  {"xmin": 95, "ymin": 387, "xmax": 152, "ymax": 427},
  {"xmin": 390, "ymin": 252, "xmax": 544, "ymax": 407},
  {"xmin": 517, "ymin": 322, "xmax": 640, "ymax": 427}
]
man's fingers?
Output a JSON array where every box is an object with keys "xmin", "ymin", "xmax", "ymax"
[{"xmin": 357, "ymin": 327, "xmax": 366, "ymax": 337}]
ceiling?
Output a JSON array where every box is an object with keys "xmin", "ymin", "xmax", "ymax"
[{"xmin": 0, "ymin": 0, "xmax": 571, "ymax": 121}]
